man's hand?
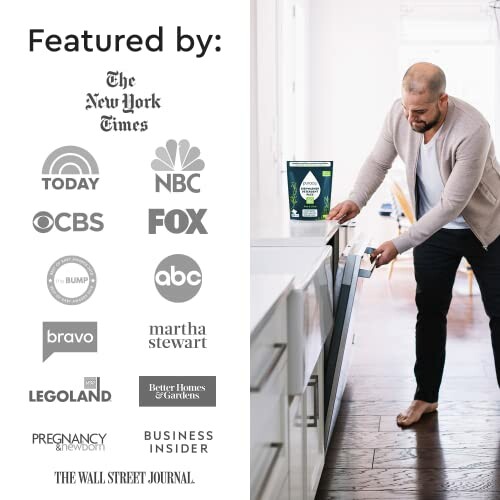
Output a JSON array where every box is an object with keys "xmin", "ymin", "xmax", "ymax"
[
  {"xmin": 327, "ymin": 200, "xmax": 360, "ymax": 223},
  {"xmin": 370, "ymin": 241, "xmax": 398, "ymax": 267}
]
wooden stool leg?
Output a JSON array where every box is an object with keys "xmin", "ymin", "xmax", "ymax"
[{"xmin": 388, "ymin": 255, "xmax": 396, "ymax": 280}]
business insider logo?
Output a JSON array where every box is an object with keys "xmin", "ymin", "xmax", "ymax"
[
  {"xmin": 47, "ymin": 256, "xmax": 97, "ymax": 305},
  {"xmin": 33, "ymin": 212, "xmax": 104, "ymax": 233},
  {"xmin": 151, "ymin": 139, "xmax": 204, "ymax": 193},
  {"xmin": 155, "ymin": 254, "xmax": 202, "ymax": 303},
  {"xmin": 29, "ymin": 377, "xmax": 111, "ymax": 403},
  {"xmin": 42, "ymin": 145, "xmax": 99, "ymax": 190}
]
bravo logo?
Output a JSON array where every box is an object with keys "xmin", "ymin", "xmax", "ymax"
[
  {"xmin": 43, "ymin": 322, "xmax": 98, "ymax": 362},
  {"xmin": 154, "ymin": 254, "xmax": 202, "ymax": 303},
  {"xmin": 33, "ymin": 212, "xmax": 104, "ymax": 233},
  {"xmin": 148, "ymin": 209, "xmax": 207, "ymax": 234},
  {"xmin": 151, "ymin": 139, "xmax": 204, "ymax": 193},
  {"xmin": 42, "ymin": 145, "xmax": 99, "ymax": 190}
]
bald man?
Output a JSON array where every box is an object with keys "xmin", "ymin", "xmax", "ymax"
[{"xmin": 328, "ymin": 62, "xmax": 500, "ymax": 426}]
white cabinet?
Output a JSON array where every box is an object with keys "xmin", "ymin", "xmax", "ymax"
[
  {"xmin": 288, "ymin": 351, "xmax": 325, "ymax": 500},
  {"xmin": 251, "ymin": 275, "xmax": 293, "ymax": 500},
  {"xmin": 251, "ymin": 355, "xmax": 289, "ymax": 500},
  {"xmin": 288, "ymin": 395, "xmax": 305, "ymax": 500},
  {"xmin": 251, "ymin": 246, "xmax": 333, "ymax": 395},
  {"xmin": 303, "ymin": 353, "xmax": 325, "ymax": 500}
]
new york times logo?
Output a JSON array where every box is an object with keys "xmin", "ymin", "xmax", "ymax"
[
  {"xmin": 29, "ymin": 377, "xmax": 111, "ymax": 403},
  {"xmin": 32, "ymin": 433, "xmax": 107, "ymax": 452}
]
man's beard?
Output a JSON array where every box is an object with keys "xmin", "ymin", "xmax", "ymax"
[{"xmin": 411, "ymin": 112, "xmax": 441, "ymax": 133}]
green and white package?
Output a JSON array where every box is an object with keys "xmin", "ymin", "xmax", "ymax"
[{"xmin": 287, "ymin": 161, "xmax": 333, "ymax": 220}]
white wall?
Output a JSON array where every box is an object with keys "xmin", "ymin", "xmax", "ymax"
[{"xmin": 308, "ymin": 0, "xmax": 400, "ymax": 240}]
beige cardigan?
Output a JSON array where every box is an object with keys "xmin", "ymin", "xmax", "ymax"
[{"xmin": 348, "ymin": 96, "xmax": 500, "ymax": 253}]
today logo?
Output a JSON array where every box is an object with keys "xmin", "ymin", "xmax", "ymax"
[
  {"xmin": 42, "ymin": 145, "xmax": 100, "ymax": 190},
  {"xmin": 151, "ymin": 139, "xmax": 204, "ymax": 193},
  {"xmin": 154, "ymin": 254, "xmax": 202, "ymax": 303}
]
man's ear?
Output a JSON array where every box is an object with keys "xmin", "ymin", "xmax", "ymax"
[{"xmin": 439, "ymin": 93, "xmax": 449, "ymax": 106}]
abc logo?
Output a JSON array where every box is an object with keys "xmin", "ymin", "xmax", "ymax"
[
  {"xmin": 33, "ymin": 212, "xmax": 104, "ymax": 233},
  {"xmin": 154, "ymin": 254, "xmax": 202, "ymax": 303}
]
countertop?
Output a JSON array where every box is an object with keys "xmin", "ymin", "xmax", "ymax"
[
  {"xmin": 251, "ymin": 207, "xmax": 340, "ymax": 246},
  {"xmin": 250, "ymin": 274, "xmax": 294, "ymax": 339}
]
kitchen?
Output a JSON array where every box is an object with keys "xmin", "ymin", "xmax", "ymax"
[{"xmin": 250, "ymin": 1, "xmax": 500, "ymax": 499}]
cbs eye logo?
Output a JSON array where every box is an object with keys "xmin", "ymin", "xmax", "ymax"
[
  {"xmin": 154, "ymin": 254, "xmax": 202, "ymax": 303},
  {"xmin": 33, "ymin": 212, "xmax": 104, "ymax": 233}
]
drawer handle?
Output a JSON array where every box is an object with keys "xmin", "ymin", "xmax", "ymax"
[
  {"xmin": 306, "ymin": 374, "xmax": 319, "ymax": 428},
  {"xmin": 250, "ymin": 343, "xmax": 286, "ymax": 393},
  {"xmin": 254, "ymin": 443, "xmax": 283, "ymax": 500},
  {"xmin": 358, "ymin": 246, "xmax": 377, "ymax": 278}
]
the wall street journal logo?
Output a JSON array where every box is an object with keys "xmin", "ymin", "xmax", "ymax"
[
  {"xmin": 43, "ymin": 322, "xmax": 98, "ymax": 362},
  {"xmin": 151, "ymin": 139, "xmax": 204, "ymax": 193},
  {"xmin": 29, "ymin": 377, "xmax": 111, "ymax": 403},
  {"xmin": 155, "ymin": 254, "xmax": 202, "ymax": 303},
  {"xmin": 32, "ymin": 433, "xmax": 107, "ymax": 452},
  {"xmin": 47, "ymin": 256, "xmax": 96, "ymax": 305},
  {"xmin": 42, "ymin": 146, "xmax": 99, "ymax": 190},
  {"xmin": 33, "ymin": 212, "xmax": 104, "ymax": 233}
]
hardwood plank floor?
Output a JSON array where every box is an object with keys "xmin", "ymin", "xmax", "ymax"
[{"xmin": 316, "ymin": 264, "xmax": 500, "ymax": 499}]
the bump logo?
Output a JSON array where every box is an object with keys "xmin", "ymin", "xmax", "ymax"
[
  {"xmin": 47, "ymin": 256, "xmax": 97, "ymax": 305},
  {"xmin": 33, "ymin": 212, "xmax": 104, "ymax": 233},
  {"xmin": 151, "ymin": 139, "xmax": 204, "ymax": 193},
  {"xmin": 42, "ymin": 145, "xmax": 99, "ymax": 190},
  {"xmin": 155, "ymin": 254, "xmax": 202, "ymax": 303}
]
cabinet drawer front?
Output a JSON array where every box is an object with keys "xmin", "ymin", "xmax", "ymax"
[
  {"xmin": 251, "ymin": 298, "xmax": 287, "ymax": 390},
  {"xmin": 251, "ymin": 358, "xmax": 288, "ymax": 500}
]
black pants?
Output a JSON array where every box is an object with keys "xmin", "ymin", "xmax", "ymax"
[{"xmin": 413, "ymin": 228, "xmax": 500, "ymax": 402}]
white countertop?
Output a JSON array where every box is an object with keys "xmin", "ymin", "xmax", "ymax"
[
  {"xmin": 250, "ymin": 274, "xmax": 294, "ymax": 338},
  {"xmin": 251, "ymin": 207, "xmax": 340, "ymax": 246}
]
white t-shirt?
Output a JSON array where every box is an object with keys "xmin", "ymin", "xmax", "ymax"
[{"xmin": 416, "ymin": 126, "xmax": 469, "ymax": 229}]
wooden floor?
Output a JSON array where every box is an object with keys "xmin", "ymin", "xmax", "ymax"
[{"xmin": 316, "ymin": 260, "xmax": 500, "ymax": 500}]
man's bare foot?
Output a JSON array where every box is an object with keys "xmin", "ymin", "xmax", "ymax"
[{"xmin": 396, "ymin": 400, "xmax": 438, "ymax": 427}]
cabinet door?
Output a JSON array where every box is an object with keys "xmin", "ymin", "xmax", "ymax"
[
  {"xmin": 304, "ymin": 353, "xmax": 325, "ymax": 500},
  {"xmin": 288, "ymin": 395, "xmax": 305, "ymax": 500},
  {"xmin": 251, "ymin": 354, "xmax": 289, "ymax": 500}
]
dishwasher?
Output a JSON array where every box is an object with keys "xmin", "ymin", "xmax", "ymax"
[{"xmin": 323, "ymin": 237, "xmax": 376, "ymax": 449}]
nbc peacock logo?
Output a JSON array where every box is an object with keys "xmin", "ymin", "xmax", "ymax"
[
  {"xmin": 42, "ymin": 145, "xmax": 99, "ymax": 191},
  {"xmin": 151, "ymin": 139, "xmax": 204, "ymax": 193}
]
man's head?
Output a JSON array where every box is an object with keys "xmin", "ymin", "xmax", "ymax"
[{"xmin": 401, "ymin": 62, "xmax": 448, "ymax": 133}]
